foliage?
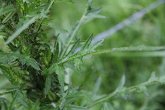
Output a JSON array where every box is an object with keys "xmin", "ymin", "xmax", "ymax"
[{"xmin": 0, "ymin": 0, "xmax": 165, "ymax": 110}]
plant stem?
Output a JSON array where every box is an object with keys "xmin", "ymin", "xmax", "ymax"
[
  {"xmin": 58, "ymin": 46, "xmax": 165, "ymax": 64},
  {"xmin": 86, "ymin": 75, "xmax": 165, "ymax": 108},
  {"xmin": 60, "ymin": 8, "xmax": 88, "ymax": 59},
  {"xmin": 87, "ymin": 91, "xmax": 117, "ymax": 108}
]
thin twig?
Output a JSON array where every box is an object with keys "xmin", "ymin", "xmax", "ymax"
[{"xmin": 92, "ymin": 0, "xmax": 165, "ymax": 44}]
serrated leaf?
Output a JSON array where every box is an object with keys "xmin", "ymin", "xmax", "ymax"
[
  {"xmin": 0, "ymin": 51, "xmax": 40, "ymax": 70},
  {"xmin": 19, "ymin": 56, "xmax": 40, "ymax": 71},
  {"xmin": 0, "ymin": 65, "xmax": 25, "ymax": 85},
  {"xmin": 5, "ymin": 15, "xmax": 39, "ymax": 44}
]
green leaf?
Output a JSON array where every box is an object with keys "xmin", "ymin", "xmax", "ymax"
[
  {"xmin": 0, "ymin": 35, "xmax": 10, "ymax": 52},
  {"xmin": 19, "ymin": 56, "xmax": 40, "ymax": 71},
  {"xmin": 44, "ymin": 75, "xmax": 52, "ymax": 95},
  {"xmin": 45, "ymin": 64, "xmax": 64, "ymax": 94},
  {"xmin": 54, "ymin": 64, "xmax": 64, "ymax": 94},
  {"xmin": 65, "ymin": 39, "xmax": 80, "ymax": 57},
  {"xmin": 0, "ymin": 5, "xmax": 15, "ymax": 17},
  {"xmin": 115, "ymin": 75, "xmax": 126, "ymax": 92},
  {"xmin": 0, "ymin": 52, "xmax": 18, "ymax": 64},
  {"xmin": 0, "ymin": 65, "xmax": 26, "ymax": 85},
  {"xmin": 85, "ymin": 8, "xmax": 105, "ymax": 23},
  {"xmin": 0, "ymin": 51, "xmax": 40, "ymax": 70},
  {"xmin": 2, "ymin": 12, "xmax": 15, "ymax": 23},
  {"xmin": 82, "ymin": 34, "xmax": 93, "ymax": 50},
  {"xmin": 90, "ymin": 39, "xmax": 103, "ymax": 51},
  {"xmin": 5, "ymin": 15, "xmax": 40, "ymax": 44}
]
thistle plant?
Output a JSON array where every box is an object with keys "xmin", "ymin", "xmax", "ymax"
[
  {"xmin": 0, "ymin": 0, "xmax": 165, "ymax": 110},
  {"xmin": 0, "ymin": 0, "xmax": 103, "ymax": 109}
]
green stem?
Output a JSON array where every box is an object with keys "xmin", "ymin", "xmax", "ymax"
[
  {"xmin": 60, "ymin": 8, "xmax": 88, "ymax": 59},
  {"xmin": 87, "ymin": 91, "xmax": 117, "ymax": 108},
  {"xmin": 58, "ymin": 46, "xmax": 165, "ymax": 64},
  {"xmin": 46, "ymin": 0, "xmax": 55, "ymax": 13},
  {"xmin": 86, "ymin": 76, "xmax": 165, "ymax": 108}
]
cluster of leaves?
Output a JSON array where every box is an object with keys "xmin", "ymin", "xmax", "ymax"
[
  {"xmin": 0, "ymin": 0, "xmax": 61, "ymax": 107},
  {"xmin": 0, "ymin": 0, "xmax": 103, "ymax": 109},
  {"xmin": 1, "ymin": 0, "xmax": 165, "ymax": 110}
]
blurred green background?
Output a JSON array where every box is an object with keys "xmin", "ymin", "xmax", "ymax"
[{"xmin": 51, "ymin": 0, "xmax": 165, "ymax": 109}]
